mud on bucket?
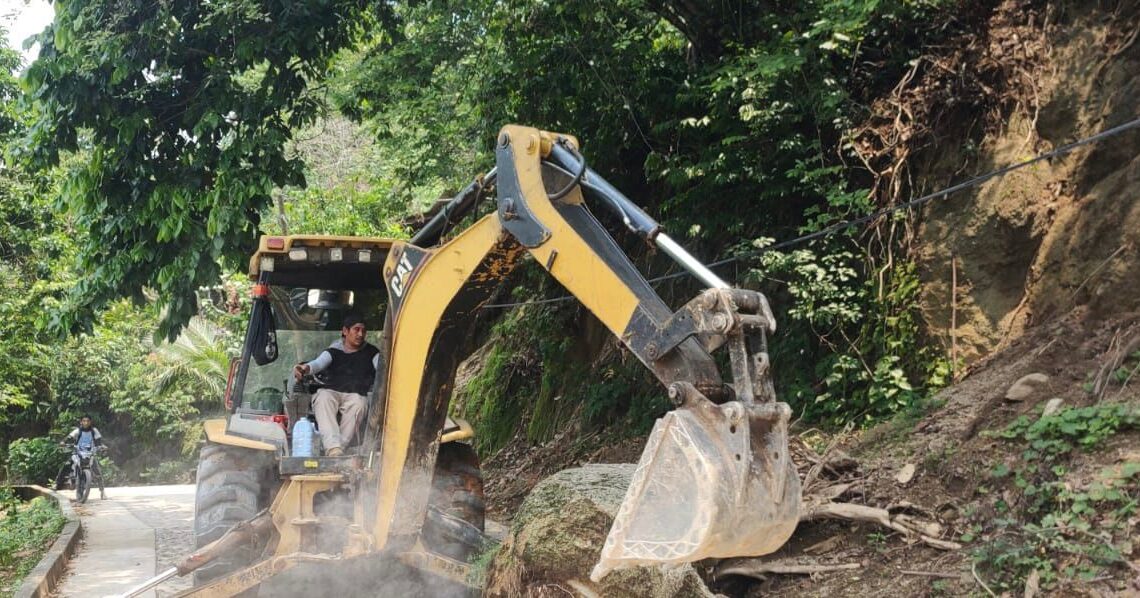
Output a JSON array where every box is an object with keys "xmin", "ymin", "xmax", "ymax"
[{"xmin": 591, "ymin": 395, "xmax": 801, "ymax": 581}]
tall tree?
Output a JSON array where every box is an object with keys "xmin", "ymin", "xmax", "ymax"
[
  {"xmin": 23, "ymin": 0, "xmax": 389, "ymax": 339},
  {"xmin": 0, "ymin": 28, "xmax": 58, "ymax": 431}
]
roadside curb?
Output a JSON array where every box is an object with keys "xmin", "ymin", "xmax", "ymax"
[{"xmin": 13, "ymin": 484, "xmax": 84, "ymax": 598}]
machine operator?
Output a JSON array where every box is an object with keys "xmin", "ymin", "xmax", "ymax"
[{"xmin": 292, "ymin": 313, "xmax": 379, "ymax": 456}]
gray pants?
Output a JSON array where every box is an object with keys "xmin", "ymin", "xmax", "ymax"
[{"xmin": 312, "ymin": 389, "xmax": 367, "ymax": 451}]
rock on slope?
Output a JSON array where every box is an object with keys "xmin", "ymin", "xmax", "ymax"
[{"xmin": 483, "ymin": 464, "xmax": 715, "ymax": 598}]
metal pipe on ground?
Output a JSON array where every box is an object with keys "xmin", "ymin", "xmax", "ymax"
[{"xmin": 116, "ymin": 510, "xmax": 274, "ymax": 598}]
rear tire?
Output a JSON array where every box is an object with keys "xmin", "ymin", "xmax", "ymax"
[
  {"xmin": 421, "ymin": 442, "xmax": 486, "ymax": 562},
  {"xmin": 193, "ymin": 443, "xmax": 275, "ymax": 586}
]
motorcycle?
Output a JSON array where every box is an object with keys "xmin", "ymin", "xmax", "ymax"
[{"xmin": 59, "ymin": 444, "xmax": 105, "ymax": 503}]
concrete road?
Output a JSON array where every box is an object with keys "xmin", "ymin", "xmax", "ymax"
[
  {"xmin": 56, "ymin": 485, "xmax": 195, "ymax": 598},
  {"xmin": 56, "ymin": 484, "xmax": 500, "ymax": 597}
]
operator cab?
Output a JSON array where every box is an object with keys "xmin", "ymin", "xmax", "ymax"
[{"xmin": 224, "ymin": 235, "xmax": 394, "ymax": 450}]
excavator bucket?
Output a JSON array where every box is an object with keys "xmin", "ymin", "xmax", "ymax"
[{"xmin": 591, "ymin": 395, "xmax": 800, "ymax": 581}]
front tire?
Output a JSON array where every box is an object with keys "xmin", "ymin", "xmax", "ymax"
[
  {"xmin": 193, "ymin": 443, "xmax": 275, "ymax": 585},
  {"xmin": 421, "ymin": 442, "xmax": 486, "ymax": 562},
  {"xmin": 76, "ymin": 470, "xmax": 90, "ymax": 504}
]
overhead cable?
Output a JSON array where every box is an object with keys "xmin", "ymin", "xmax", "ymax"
[{"xmin": 479, "ymin": 115, "xmax": 1140, "ymax": 310}]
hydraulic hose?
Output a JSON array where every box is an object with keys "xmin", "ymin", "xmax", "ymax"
[{"xmin": 547, "ymin": 143, "xmax": 729, "ymax": 290}]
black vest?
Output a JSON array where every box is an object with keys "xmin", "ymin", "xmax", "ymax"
[{"xmin": 324, "ymin": 343, "xmax": 380, "ymax": 395}]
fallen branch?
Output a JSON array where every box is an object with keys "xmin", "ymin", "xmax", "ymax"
[
  {"xmin": 804, "ymin": 534, "xmax": 844, "ymax": 555},
  {"xmin": 972, "ymin": 561, "xmax": 997, "ymax": 597},
  {"xmin": 802, "ymin": 430, "xmax": 847, "ymax": 494},
  {"xmin": 718, "ymin": 559, "xmax": 861, "ymax": 579},
  {"xmin": 901, "ymin": 570, "xmax": 961, "ymax": 579},
  {"xmin": 564, "ymin": 579, "xmax": 601, "ymax": 598},
  {"xmin": 803, "ymin": 502, "xmax": 961, "ymax": 550},
  {"xmin": 887, "ymin": 500, "xmax": 936, "ymax": 519},
  {"xmin": 808, "ymin": 482, "xmax": 854, "ymax": 503},
  {"xmin": 1093, "ymin": 326, "xmax": 1140, "ymax": 401}
]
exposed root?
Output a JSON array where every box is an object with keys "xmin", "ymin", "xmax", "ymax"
[
  {"xmin": 564, "ymin": 579, "xmax": 601, "ymax": 598},
  {"xmin": 792, "ymin": 434, "xmax": 961, "ymax": 555},
  {"xmin": 1091, "ymin": 325, "xmax": 1140, "ymax": 400},
  {"xmin": 901, "ymin": 570, "xmax": 961, "ymax": 579},
  {"xmin": 973, "ymin": 561, "xmax": 998, "ymax": 597},
  {"xmin": 799, "ymin": 428, "xmax": 852, "ymax": 495},
  {"xmin": 717, "ymin": 559, "xmax": 861, "ymax": 579},
  {"xmin": 802, "ymin": 501, "xmax": 962, "ymax": 551}
]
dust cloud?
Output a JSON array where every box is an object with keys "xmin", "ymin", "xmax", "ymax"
[{"xmin": 248, "ymin": 474, "xmax": 476, "ymax": 598}]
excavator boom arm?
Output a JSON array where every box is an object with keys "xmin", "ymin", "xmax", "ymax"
[{"xmin": 370, "ymin": 126, "xmax": 798, "ymax": 568}]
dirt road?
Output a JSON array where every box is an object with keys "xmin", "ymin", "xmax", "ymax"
[{"xmin": 57, "ymin": 485, "xmax": 195, "ymax": 598}]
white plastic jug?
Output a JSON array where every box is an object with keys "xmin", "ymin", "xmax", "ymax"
[{"xmin": 292, "ymin": 417, "xmax": 314, "ymax": 457}]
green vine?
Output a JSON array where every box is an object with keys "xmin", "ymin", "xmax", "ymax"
[{"xmin": 967, "ymin": 403, "xmax": 1140, "ymax": 591}]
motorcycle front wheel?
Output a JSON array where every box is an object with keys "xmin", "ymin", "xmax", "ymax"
[{"xmin": 76, "ymin": 470, "xmax": 90, "ymax": 503}]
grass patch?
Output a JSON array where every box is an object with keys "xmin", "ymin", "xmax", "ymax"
[
  {"xmin": 466, "ymin": 538, "xmax": 503, "ymax": 588},
  {"xmin": 0, "ymin": 486, "xmax": 67, "ymax": 597},
  {"xmin": 854, "ymin": 390, "xmax": 948, "ymax": 451},
  {"xmin": 458, "ymin": 297, "xmax": 667, "ymax": 456}
]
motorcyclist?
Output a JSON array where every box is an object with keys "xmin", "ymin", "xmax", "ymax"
[{"xmin": 55, "ymin": 415, "xmax": 107, "ymax": 499}]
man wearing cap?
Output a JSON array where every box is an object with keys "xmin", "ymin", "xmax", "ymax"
[{"xmin": 293, "ymin": 313, "xmax": 379, "ymax": 456}]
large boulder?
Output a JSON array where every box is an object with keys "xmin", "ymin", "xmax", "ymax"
[{"xmin": 484, "ymin": 464, "xmax": 715, "ymax": 598}]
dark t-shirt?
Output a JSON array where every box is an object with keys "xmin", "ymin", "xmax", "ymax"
[{"xmin": 308, "ymin": 339, "xmax": 380, "ymax": 395}]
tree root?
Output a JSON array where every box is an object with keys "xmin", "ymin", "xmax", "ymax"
[
  {"xmin": 717, "ymin": 559, "xmax": 861, "ymax": 579},
  {"xmin": 1091, "ymin": 324, "xmax": 1140, "ymax": 400},
  {"xmin": 802, "ymin": 501, "xmax": 961, "ymax": 550}
]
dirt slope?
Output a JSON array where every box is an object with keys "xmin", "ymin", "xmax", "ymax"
[
  {"xmin": 477, "ymin": 2, "xmax": 1140, "ymax": 596},
  {"xmin": 743, "ymin": 307, "xmax": 1140, "ymax": 597},
  {"xmin": 481, "ymin": 307, "xmax": 1139, "ymax": 596},
  {"xmin": 912, "ymin": 0, "xmax": 1140, "ymax": 362}
]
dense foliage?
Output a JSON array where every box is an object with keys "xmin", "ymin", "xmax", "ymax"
[
  {"xmin": 458, "ymin": 297, "xmax": 664, "ymax": 453},
  {"xmin": 111, "ymin": 316, "xmax": 236, "ymax": 457},
  {"xmin": 6, "ymin": 437, "xmax": 66, "ymax": 486},
  {"xmin": 4, "ymin": 0, "xmax": 977, "ymax": 473},
  {"xmin": 2, "ymin": 1, "xmax": 389, "ymax": 477},
  {"xmin": 0, "ymin": 488, "xmax": 66, "ymax": 592},
  {"xmin": 0, "ymin": 35, "xmax": 58, "ymax": 431},
  {"xmin": 970, "ymin": 404, "xmax": 1140, "ymax": 591},
  {"xmin": 340, "ymin": 0, "xmax": 961, "ymax": 432},
  {"xmin": 23, "ymin": 0, "xmax": 388, "ymax": 339}
]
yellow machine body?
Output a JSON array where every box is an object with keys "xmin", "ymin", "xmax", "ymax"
[{"xmin": 175, "ymin": 125, "xmax": 799, "ymax": 597}]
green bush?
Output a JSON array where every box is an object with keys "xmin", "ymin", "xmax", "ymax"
[
  {"xmin": 97, "ymin": 457, "xmax": 123, "ymax": 486},
  {"xmin": 140, "ymin": 459, "xmax": 195, "ymax": 485},
  {"xmin": 0, "ymin": 487, "xmax": 67, "ymax": 576},
  {"xmin": 6, "ymin": 437, "xmax": 68, "ymax": 486},
  {"xmin": 577, "ymin": 363, "xmax": 666, "ymax": 437},
  {"xmin": 751, "ymin": 243, "xmax": 949, "ymax": 425}
]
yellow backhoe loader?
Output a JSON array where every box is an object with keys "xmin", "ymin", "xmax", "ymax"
[{"xmin": 122, "ymin": 125, "xmax": 800, "ymax": 597}]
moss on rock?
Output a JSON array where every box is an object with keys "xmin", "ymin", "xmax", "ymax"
[{"xmin": 485, "ymin": 464, "xmax": 714, "ymax": 597}]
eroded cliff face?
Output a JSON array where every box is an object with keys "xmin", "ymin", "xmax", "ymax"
[{"xmin": 912, "ymin": 1, "xmax": 1140, "ymax": 362}]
